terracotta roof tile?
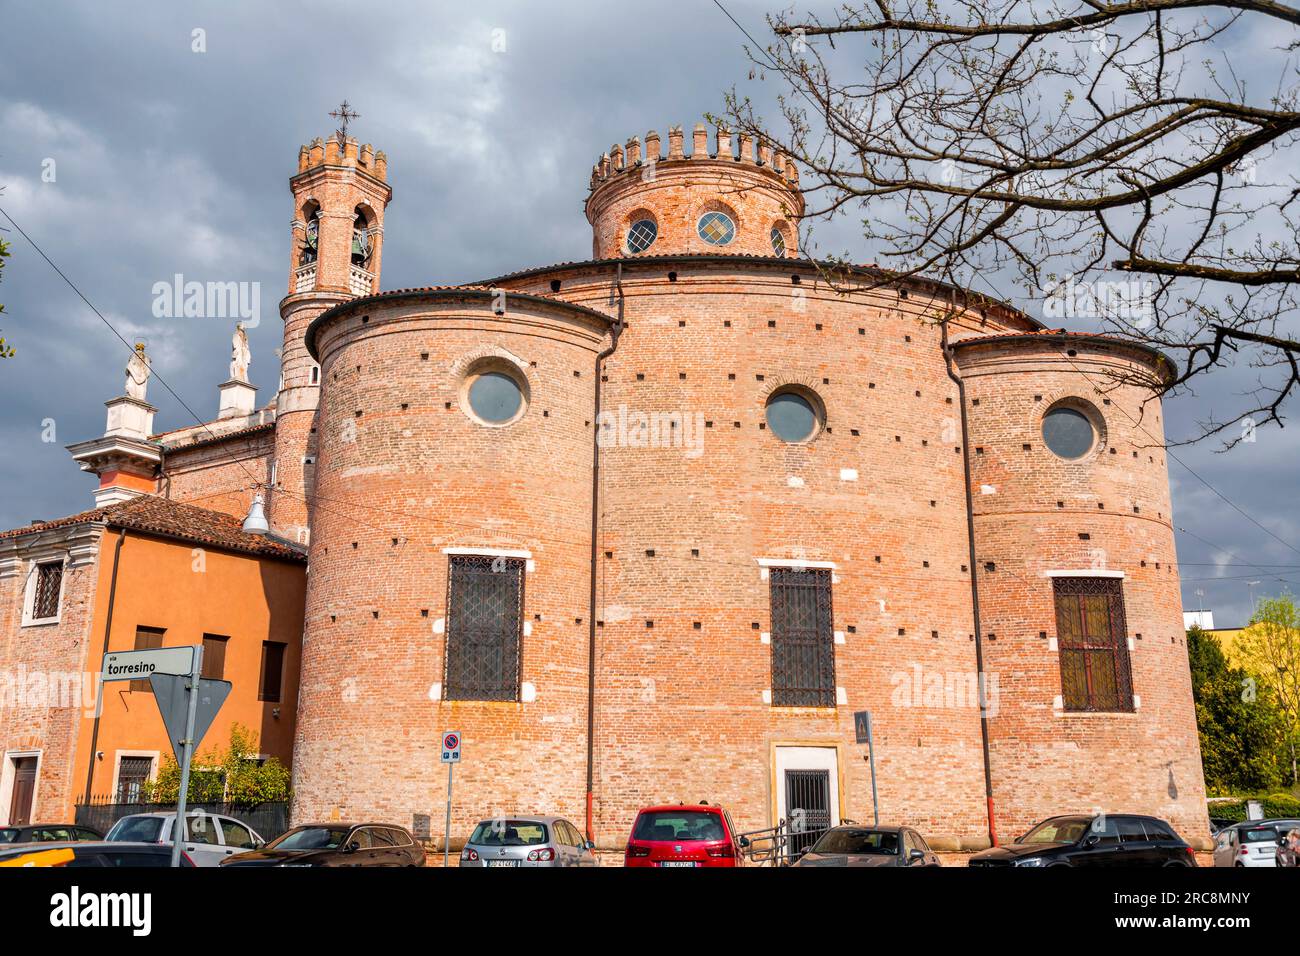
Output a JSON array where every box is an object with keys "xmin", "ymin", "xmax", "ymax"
[{"xmin": 0, "ymin": 496, "xmax": 305, "ymax": 561}]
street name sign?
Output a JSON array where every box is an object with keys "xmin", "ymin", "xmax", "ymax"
[{"xmin": 102, "ymin": 646, "xmax": 197, "ymax": 683}]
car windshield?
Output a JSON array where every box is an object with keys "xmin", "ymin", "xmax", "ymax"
[
  {"xmin": 468, "ymin": 820, "xmax": 549, "ymax": 846},
  {"xmin": 268, "ymin": 827, "xmax": 351, "ymax": 850},
  {"xmin": 0, "ymin": 829, "xmax": 20, "ymax": 844},
  {"xmin": 106, "ymin": 817, "xmax": 163, "ymax": 843},
  {"xmin": 809, "ymin": 828, "xmax": 899, "ymax": 855},
  {"xmin": 1020, "ymin": 818, "xmax": 1091, "ymax": 844},
  {"xmin": 632, "ymin": 811, "xmax": 725, "ymax": 842}
]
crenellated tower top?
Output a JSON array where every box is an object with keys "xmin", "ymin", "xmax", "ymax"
[{"xmin": 584, "ymin": 122, "xmax": 805, "ymax": 260}]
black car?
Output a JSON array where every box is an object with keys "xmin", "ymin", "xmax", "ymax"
[
  {"xmin": 968, "ymin": 814, "xmax": 1196, "ymax": 867},
  {"xmin": 0, "ymin": 841, "xmax": 193, "ymax": 867},
  {"xmin": 220, "ymin": 823, "xmax": 426, "ymax": 867},
  {"xmin": 791, "ymin": 825, "xmax": 942, "ymax": 867},
  {"xmin": 0, "ymin": 824, "xmax": 102, "ymax": 845}
]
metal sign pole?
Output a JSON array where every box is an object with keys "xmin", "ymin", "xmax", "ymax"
[
  {"xmin": 443, "ymin": 761, "xmax": 454, "ymax": 868},
  {"xmin": 170, "ymin": 646, "xmax": 202, "ymax": 868},
  {"xmin": 866, "ymin": 711, "xmax": 880, "ymax": 827}
]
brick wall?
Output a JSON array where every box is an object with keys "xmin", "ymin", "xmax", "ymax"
[
  {"xmin": 955, "ymin": 337, "xmax": 1209, "ymax": 846},
  {"xmin": 0, "ymin": 528, "xmax": 104, "ymax": 823}
]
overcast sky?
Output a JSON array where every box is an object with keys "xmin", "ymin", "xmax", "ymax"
[{"xmin": 1, "ymin": 0, "xmax": 1296, "ymax": 627}]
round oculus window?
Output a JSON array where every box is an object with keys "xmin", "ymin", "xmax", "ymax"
[
  {"xmin": 467, "ymin": 370, "xmax": 525, "ymax": 424},
  {"xmin": 765, "ymin": 390, "xmax": 820, "ymax": 443},
  {"xmin": 770, "ymin": 227, "xmax": 787, "ymax": 257},
  {"xmin": 697, "ymin": 211, "xmax": 736, "ymax": 246},
  {"xmin": 626, "ymin": 219, "xmax": 657, "ymax": 253},
  {"xmin": 1041, "ymin": 405, "xmax": 1097, "ymax": 459}
]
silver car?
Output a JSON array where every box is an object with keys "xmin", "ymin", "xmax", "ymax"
[
  {"xmin": 459, "ymin": 815, "xmax": 598, "ymax": 867},
  {"xmin": 104, "ymin": 811, "xmax": 265, "ymax": 867}
]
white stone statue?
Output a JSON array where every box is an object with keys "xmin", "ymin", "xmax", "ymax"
[
  {"xmin": 125, "ymin": 343, "xmax": 151, "ymax": 400},
  {"xmin": 230, "ymin": 322, "xmax": 251, "ymax": 382}
]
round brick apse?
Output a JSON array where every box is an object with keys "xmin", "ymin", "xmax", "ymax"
[
  {"xmin": 291, "ymin": 289, "xmax": 614, "ymax": 828},
  {"xmin": 952, "ymin": 334, "xmax": 1208, "ymax": 845},
  {"xmin": 585, "ymin": 123, "xmax": 805, "ymax": 260}
]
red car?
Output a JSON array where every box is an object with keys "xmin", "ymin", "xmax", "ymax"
[{"xmin": 624, "ymin": 804, "xmax": 748, "ymax": 867}]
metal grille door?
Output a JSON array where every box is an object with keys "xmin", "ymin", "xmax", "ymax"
[
  {"xmin": 444, "ymin": 555, "xmax": 525, "ymax": 701},
  {"xmin": 785, "ymin": 769, "xmax": 832, "ymax": 856}
]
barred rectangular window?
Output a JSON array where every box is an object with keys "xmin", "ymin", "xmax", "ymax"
[
  {"xmin": 31, "ymin": 561, "xmax": 64, "ymax": 620},
  {"xmin": 444, "ymin": 554, "xmax": 525, "ymax": 701},
  {"xmin": 1053, "ymin": 577, "xmax": 1134, "ymax": 712},
  {"xmin": 770, "ymin": 567, "xmax": 835, "ymax": 707}
]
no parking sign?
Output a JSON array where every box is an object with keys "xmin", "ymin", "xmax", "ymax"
[{"xmin": 441, "ymin": 731, "xmax": 461, "ymax": 763}]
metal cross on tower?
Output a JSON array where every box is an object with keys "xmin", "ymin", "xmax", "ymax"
[{"xmin": 329, "ymin": 101, "xmax": 361, "ymax": 143}]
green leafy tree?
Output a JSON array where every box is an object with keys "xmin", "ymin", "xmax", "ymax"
[
  {"xmin": 0, "ymin": 238, "xmax": 13, "ymax": 359},
  {"xmin": 145, "ymin": 723, "xmax": 291, "ymax": 804},
  {"xmin": 1237, "ymin": 595, "xmax": 1300, "ymax": 784},
  {"xmin": 1187, "ymin": 626, "xmax": 1286, "ymax": 795}
]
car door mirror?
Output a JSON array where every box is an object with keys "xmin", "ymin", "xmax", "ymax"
[
  {"xmin": 738, "ymin": 836, "xmax": 751, "ymax": 848},
  {"xmin": 1083, "ymin": 834, "xmax": 1100, "ymax": 847},
  {"xmin": 583, "ymin": 841, "xmax": 596, "ymax": 851},
  {"xmin": 908, "ymin": 849, "xmax": 926, "ymax": 863},
  {"xmin": 346, "ymin": 841, "xmax": 360, "ymax": 853}
]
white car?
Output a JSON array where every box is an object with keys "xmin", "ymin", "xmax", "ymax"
[
  {"xmin": 104, "ymin": 811, "xmax": 265, "ymax": 867},
  {"xmin": 1212, "ymin": 819, "xmax": 1300, "ymax": 868}
]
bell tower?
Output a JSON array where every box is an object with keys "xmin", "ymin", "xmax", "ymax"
[{"xmin": 271, "ymin": 116, "xmax": 392, "ymax": 542}]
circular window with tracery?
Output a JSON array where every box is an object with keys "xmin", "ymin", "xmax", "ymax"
[
  {"xmin": 626, "ymin": 218, "xmax": 658, "ymax": 254},
  {"xmin": 697, "ymin": 211, "xmax": 736, "ymax": 246},
  {"xmin": 770, "ymin": 226, "xmax": 787, "ymax": 257}
]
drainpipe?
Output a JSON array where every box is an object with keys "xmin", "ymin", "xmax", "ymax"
[
  {"xmin": 586, "ymin": 263, "xmax": 625, "ymax": 844},
  {"xmin": 83, "ymin": 527, "xmax": 126, "ymax": 804},
  {"xmin": 940, "ymin": 317, "xmax": 998, "ymax": 848}
]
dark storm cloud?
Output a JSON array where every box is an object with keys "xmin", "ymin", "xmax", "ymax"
[{"xmin": 0, "ymin": 0, "xmax": 1295, "ymax": 627}]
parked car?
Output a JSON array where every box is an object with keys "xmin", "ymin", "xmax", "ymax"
[
  {"xmin": 791, "ymin": 825, "xmax": 941, "ymax": 867},
  {"xmin": 0, "ymin": 824, "xmax": 102, "ymax": 845},
  {"xmin": 104, "ymin": 811, "xmax": 264, "ymax": 867},
  {"xmin": 624, "ymin": 803, "xmax": 748, "ymax": 867},
  {"xmin": 459, "ymin": 815, "xmax": 598, "ymax": 867},
  {"xmin": 0, "ymin": 841, "xmax": 194, "ymax": 867},
  {"xmin": 219, "ymin": 823, "xmax": 426, "ymax": 866},
  {"xmin": 1212, "ymin": 819, "xmax": 1300, "ymax": 868},
  {"xmin": 968, "ymin": 814, "xmax": 1196, "ymax": 867}
]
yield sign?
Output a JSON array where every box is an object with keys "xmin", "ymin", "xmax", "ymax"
[{"xmin": 149, "ymin": 674, "xmax": 232, "ymax": 763}]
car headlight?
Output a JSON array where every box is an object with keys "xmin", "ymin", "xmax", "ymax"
[{"xmin": 1013, "ymin": 856, "xmax": 1045, "ymax": 867}]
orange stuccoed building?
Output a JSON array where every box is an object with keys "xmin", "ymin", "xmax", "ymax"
[{"xmin": 0, "ymin": 121, "xmax": 1209, "ymax": 850}]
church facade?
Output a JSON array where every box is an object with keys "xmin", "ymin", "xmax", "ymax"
[{"xmin": 0, "ymin": 122, "xmax": 1208, "ymax": 849}]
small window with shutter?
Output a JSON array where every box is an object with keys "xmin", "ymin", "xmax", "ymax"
[
  {"xmin": 202, "ymin": 634, "xmax": 229, "ymax": 680},
  {"xmin": 130, "ymin": 627, "xmax": 166, "ymax": 691}
]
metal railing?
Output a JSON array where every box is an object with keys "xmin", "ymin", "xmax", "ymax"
[
  {"xmin": 75, "ymin": 797, "xmax": 290, "ymax": 842},
  {"xmin": 738, "ymin": 818, "xmax": 855, "ymax": 867}
]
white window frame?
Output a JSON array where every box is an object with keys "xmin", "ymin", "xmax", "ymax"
[
  {"xmin": 21, "ymin": 557, "xmax": 68, "ymax": 627},
  {"xmin": 0, "ymin": 750, "xmax": 42, "ymax": 825}
]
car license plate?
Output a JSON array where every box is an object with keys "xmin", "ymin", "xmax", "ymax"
[
  {"xmin": 658, "ymin": 861, "xmax": 699, "ymax": 867},
  {"xmin": 486, "ymin": 859, "xmax": 520, "ymax": 867}
]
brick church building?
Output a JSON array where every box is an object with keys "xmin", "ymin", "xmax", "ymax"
[{"xmin": 0, "ymin": 121, "xmax": 1208, "ymax": 849}]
